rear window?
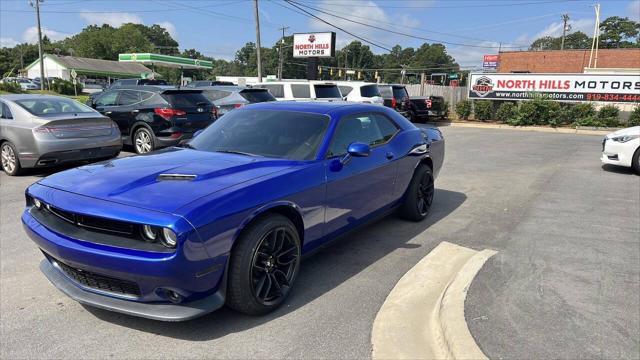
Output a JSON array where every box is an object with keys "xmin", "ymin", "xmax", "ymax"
[
  {"xmin": 379, "ymin": 86, "xmax": 392, "ymax": 97},
  {"xmin": 203, "ymin": 89, "xmax": 232, "ymax": 101},
  {"xmin": 291, "ymin": 84, "xmax": 311, "ymax": 98},
  {"xmin": 240, "ymin": 89, "xmax": 276, "ymax": 103},
  {"xmin": 15, "ymin": 98, "xmax": 96, "ymax": 115},
  {"xmin": 314, "ymin": 84, "xmax": 341, "ymax": 98},
  {"xmin": 360, "ymin": 84, "xmax": 381, "ymax": 97},
  {"xmin": 161, "ymin": 92, "xmax": 210, "ymax": 107},
  {"xmin": 392, "ymin": 86, "xmax": 408, "ymax": 100},
  {"xmin": 257, "ymin": 84, "xmax": 285, "ymax": 98}
]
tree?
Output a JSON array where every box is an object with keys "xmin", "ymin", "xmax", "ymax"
[
  {"xmin": 599, "ymin": 16, "xmax": 640, "ymax": 48},
  {"xmin": 530, "ymin": 31, "xmax": 592, "ymax": 50}
]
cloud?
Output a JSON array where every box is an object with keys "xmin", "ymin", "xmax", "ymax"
[
  {"xmin": 628, "ymin": 0, "xmax": 640, "ymax": 20},
  {"xmin": 307, "ymin": 0, "xmax": 421, "ymax": 53},
  {"xmin": 22, "ymin": 26, "xmax": 70, "ymax": 43},
  {"xmin": 156, "ymin": 21, "xmax": 177, "ymax": 40},
  {"xmin": 79, "ymin": 11, "xmax": 143, "ymax": 27},
  {"xmin": 0, "ymin": 37, "xmax": 18, "ymax": 48},
  {"xmin": 515, "ymin": 17, "xmax": 595, "ymax": 47}
]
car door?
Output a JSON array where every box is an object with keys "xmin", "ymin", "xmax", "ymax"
[{"xmin": 323, "ymin": 112, "xmax": 401, "ymax": 236}]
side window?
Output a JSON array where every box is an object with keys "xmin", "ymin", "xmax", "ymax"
[
  {"xmin": 95, "ymin": 91, "xmax": 119, "ymax": 106},
  {"xmin": 261, "ymin": 85, "xmax": 284, "ymax": 98},
  {"xmin": 141, "ymin": 93, "xmax": 166, "ymax": 107},
  {"xmin": 327, "ymin": 113, "xmax": 399, "ymax": 157},
  {"xmin": 118, "ymin": 90, "xmax": 141, "ymax": 106},
  {"xmin": 0, "ymin": 102, "xmax": 13, "ymax": 119},
  {"xmin": 203, "ymin": 90, "xmax": 231, "ymax": 101},
  {"xmin": 338, "ymin": 86, "xmax": 353, "ymax": 96},
  {"xmin": 291, "ymin": 84, "xmax": 311, "ymax": 98}
]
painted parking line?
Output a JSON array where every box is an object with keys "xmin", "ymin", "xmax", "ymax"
[{"xmin": 371, "ymin": 241, "xmax": 497, "ymax": 360}]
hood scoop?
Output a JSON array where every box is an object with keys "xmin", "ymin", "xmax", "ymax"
[{"xmin": 157, "ymin": 173, "xmax": 198, "ymax": 181}]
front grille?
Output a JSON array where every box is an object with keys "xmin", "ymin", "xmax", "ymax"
[
  {"xmin": 45, "ymin": 205, "xmax": 134, "ymax": 236},
  {"xmin": 52, "ymin": 256, "xmax": 141, "ymax": 297}
]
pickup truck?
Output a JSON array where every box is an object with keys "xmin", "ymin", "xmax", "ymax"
[{"xmin": 408, "ymin": 95, "xmax": 447, "ymax": 122}]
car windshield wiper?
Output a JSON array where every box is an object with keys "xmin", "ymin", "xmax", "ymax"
[{"xmin": 214, "ymin": 150, "xmax": 261, "ymax": 157}]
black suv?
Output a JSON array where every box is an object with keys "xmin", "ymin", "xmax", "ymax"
[
  {"xmin": 185, "ymin": 80, "xmax": 235, "ymax": 88},
  {"xmin": 87, "ymin": 86, "xmax": 216, "ymax": 154},
  {"xmin": 379, "ymin": 84, "xmax": 411, "ymax": 118},
  {"xmin": 110, "ymin": 78, "xmax": 169, "ymax": 88}
]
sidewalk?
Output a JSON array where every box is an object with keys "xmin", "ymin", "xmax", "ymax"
[{"xmin": 426, "ymin": 120, "xmax": 619, "ymax": 136}]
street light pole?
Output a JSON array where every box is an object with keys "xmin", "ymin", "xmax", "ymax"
[
  {"xmin": 278, "ymin": 26, "xmax": 289, "ymax": 80},
  {"xmin": 253, "ymin": 0, "xmax": 263, "ymax": 82},
  {"xmin": 29, "ymin": 0, "xmax": 45, "ymax": 92}
]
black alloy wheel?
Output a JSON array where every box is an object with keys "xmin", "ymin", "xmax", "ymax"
[
  {"xmin": 226, "ymin": 214, "xmax": 301, "ymax": 315},
  {"xmin": 250, "ymin": 227, "xmax": 299, "ymax": 305},
  {"xmin": 399, "ymin": 164, "xmax": 434, "ymax": 221},
  {"xmin": 417, "ymin": 171, "xmax": 435, "ymax": 216}
]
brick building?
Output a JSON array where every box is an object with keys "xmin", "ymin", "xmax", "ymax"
[{"xmin": 497, "ymin": 48, "xmax": 640, "ymax": 73}]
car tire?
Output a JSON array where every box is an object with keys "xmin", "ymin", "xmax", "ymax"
[
  {"xmin": 632, "ymin": 147, "xmax": 640, "ymax": 175},
  {"xmin": 1, "ymin": 142, "xmax": 23, "ymax": 176},
  {"xmin": 133, "ymin": 127, "xmax": 154, "ymax": 154},
  {"xmin": 399, "ymin": 164, "xmax": 434, "ymax": 221},
  {"xmin": 226, "ymin": 214, "xmax": 301, "ymax": 315}
]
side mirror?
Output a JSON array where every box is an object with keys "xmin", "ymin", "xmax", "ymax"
[
  {"xmin": 347, "ymin": 142, "xmax": 370, "ymax": 157},
  {"xmin": 192, "ymin": 129, "xmax": 204, "ymax": 138}
]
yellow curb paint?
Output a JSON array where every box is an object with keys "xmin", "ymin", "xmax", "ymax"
[{"xmin": 371, "ymin": 242, "xmax": 497, "ymax": 360}]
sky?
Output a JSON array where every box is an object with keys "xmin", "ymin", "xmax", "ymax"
[{"xmin": 1, "ymin": 0, "xmax": 638, "ymax": 68}]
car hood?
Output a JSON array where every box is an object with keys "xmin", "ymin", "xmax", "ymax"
[
  {"xmin": 607, "ymin": 126, "xmax": 640, "ymax": 138},
  {"xmin": 38, "ymin": 148, "xmax": 296, "ymax": 213}
]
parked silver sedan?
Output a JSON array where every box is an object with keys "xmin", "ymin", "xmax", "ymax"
[{"xmin": 0, "ymin": 94, "xmax": 122, "ymax": 176}]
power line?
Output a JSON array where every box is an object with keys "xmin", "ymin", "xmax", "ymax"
[
  {"xmin": 288, "ymin": 0, "xmax": 526, "ymax": 49},
  {"xmin": 0, "ymin": 0, "xmax": 246, "ymax": 13},
  {"xmin": 297, "ymin": 0, "xmax": 585, "ymax": 9}
]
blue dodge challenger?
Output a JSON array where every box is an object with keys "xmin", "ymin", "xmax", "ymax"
[{"xmin": 22, "ymin": 102, "xmax": 444, "ymax": 321}]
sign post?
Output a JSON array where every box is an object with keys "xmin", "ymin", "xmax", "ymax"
[
  {"xmin": 70, "ymin": 68, "xmax": 78, "ymax": 96},
  {"xmin": 293, "ymin": 32, "xmax": 336, "ymax": 80}
]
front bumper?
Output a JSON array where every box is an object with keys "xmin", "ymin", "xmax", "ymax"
[
  {"xmin": 22, "ymin": 184, "xmax": 227, "ymax": 321},
  {"xmin": 39, "ymin": 259, "xmax": 224, "ymax": 321},
  {"xmin": 601, "ymin": 138, "xmax": 636, "ymax": 168}
]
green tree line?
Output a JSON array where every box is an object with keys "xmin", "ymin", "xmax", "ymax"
[{"xmin": 529, "ymin": 16, "xmax": 640, "ymax": 50}]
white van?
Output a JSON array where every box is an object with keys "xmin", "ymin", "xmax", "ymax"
[
  {"xmin": 253, "ymin": 81, "xmax": 343, "ymax": 101},
  {"xmin": 334, "ymin": 81, "xmax": 384, "ymax": 105}
]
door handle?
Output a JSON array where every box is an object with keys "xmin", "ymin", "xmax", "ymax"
[
  {"xmin": 104, "ymin": 111, "xmax": 112, "ymax": 115},
  {"xmin": 131, "ymin": 109, "xmax": 139, "ymax": 114},
  {"xmin": 386, "ymin": 152, "xmax": 394, "ymax": 160}
]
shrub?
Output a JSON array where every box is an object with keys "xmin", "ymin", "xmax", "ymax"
[
  {"xmin": 455, "ymin": 100, "xmax": 471, "ymax": 120},
  {"xmin": 473, "ymin": 100, "xmax": 493, "ymax": 121},
  {"xmin": 598, "ymin": 105, "xmax": 620, "ymax": 127},
  {"xmin": 495, "ymin": 102, "xmax": 517, "ymax": 123},
  {"xmin": 50, "ymin": 79, "xmax": 82, "ymax": 95},
  {"xmin": 628, "ymin": 106, "xmax": 640, "ymax": 127},
  {"xmin": 0, "ymin": 81, "xmax": 23, "ymax": 93},
  {"xmin": 573, "ymin": 116, "xmax": 606, "ymax": 127},
  {"xmin": 570, "ymin": 103, "xmax": 596, "ymax": 122},
  {"xmin": 514, "ymin": 98, "xmax": 560, "ymax": 126}
]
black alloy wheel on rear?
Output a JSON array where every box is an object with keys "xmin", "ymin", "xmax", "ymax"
[
  {"xmin": 399, "ymin": 164, "xmax": 434, "ymax": 221},
  {"xmin": 250, "ymin": 227, "xmax": 299, "ymax": 306}
]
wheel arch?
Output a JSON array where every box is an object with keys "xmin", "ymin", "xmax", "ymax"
[
  {"xmin": 130, "ymin": 121, "xmax": 153, "ymax": 139},
  {"xmin": 233, "ymin": 201, "xmax": 306, "ymax": 249}
]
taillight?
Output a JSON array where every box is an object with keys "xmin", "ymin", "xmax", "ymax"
[
  {"xmin": 425, "ymin": 99, "xmax": 432, "ymax": 108},
  {"xmin": 233, "ymin": 103, "xmax": 243, "ymax": 108},
  {"xmin": 391, "ymin": 97, "xmax": 397, "ymax": 109},
  {"xmin": 33, "ymin": 126, "xmax": 51, "ymax": 134},
  {"xmin": 211, "ymin": 106, "xmax": 218, "ymax": 119},
  {"xmin": 154, "ymin": 108, "xmax": 186, "ymax": 121}
]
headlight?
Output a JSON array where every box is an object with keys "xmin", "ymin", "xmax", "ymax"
[
  {"xmin": 611, "ymin": 134, "xmax": 640, "ymax": 143},
  {"xmin": 141, "ymin": 225, "xmax": 158, "ymax": 241},
  {"xmin": 33, "ymin": 198, "xmax": 42, "ymax": 209},
  {"xmin": 161, "ymin": 228, "xmax": 177, "ymax": 248}
]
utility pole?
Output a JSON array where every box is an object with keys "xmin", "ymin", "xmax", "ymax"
[
  {"xmin": 560, "ymin": 14, "xmax": 571, "ymax": 50},
  {"xmin": 343, "ymin": 49, "xmax": 348, "ymax": 80},
  {"xmin": 253, "ymin": 0, "xmax": 263, "ymax": 82},
  {"xmin": 29, "ymin": 0, "xmax": 45, "ymax": 91},
  {"xmin": 278, "ymin": 26, "xmax": 289, "ymax": 80},
  {"xmin": 588, "ymin": 4, "xmax": 601, "ymax": 68}
]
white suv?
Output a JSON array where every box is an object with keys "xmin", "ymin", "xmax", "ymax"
[
  {"xmin": 335, "ymin": 81, "xmax": 384, "ymax": 105},
  {"xmin": 253, "ymin": 81, "xmax": 342, "ymax": 101}
]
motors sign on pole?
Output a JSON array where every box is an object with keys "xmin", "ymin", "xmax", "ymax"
[
  {"xmin": 468, "ymin": 73, "xmax": 640, "ymax": 103},
  {"xmin": 293, "ymin": 32, "xmax": 336, "ymax": 58},
  {"xmin": 483, "ymin": 55, "xmax": 499, "ymax": 69}
]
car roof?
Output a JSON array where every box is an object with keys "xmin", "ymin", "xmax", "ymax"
[
  {"xmin": 243, "ymin": 101, "xmax": 383, "ymax": 115},
  {"xmin": 197, "ymin": 85, "xmax": 252, "ymax": 91},
  {"xmin": 107, "ymin": 85, "xmax": 199, "ymax": 92},
  {"xmin": 0, "ymin": 94, "xmax": 73, "ymax": 101}
]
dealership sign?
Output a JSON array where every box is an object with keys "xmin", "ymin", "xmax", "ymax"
[
  {"xmin": 483, "ymin": 55, "xmax": 499, "ymax": 69},
  {"xmin": 293, "ymin": 32, "xmax": 336, "ymax": 58},
  {"xmin": 469, "ymin": 73, "xmax": 640, "ymax": 103}
]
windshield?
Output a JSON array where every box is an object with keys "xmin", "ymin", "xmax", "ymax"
[
  {"xmin": 15, "ymin": 98, "xmax": 96, "ymax": 115},
  {"xmin": 189, "ymin": 109, "xmax": 330, "ymax": 160},
  {"xmin": 314, "ymin": 84, "xmax": 342, "ymax": 98},
  {"xmin": 360, "ymin": 85, "xmax": 381, "ymax": 97}
]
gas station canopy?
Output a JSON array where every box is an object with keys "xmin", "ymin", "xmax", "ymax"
[{"xmin": 118, "ymin": 53, "xmax": 213, "ymax": 70}]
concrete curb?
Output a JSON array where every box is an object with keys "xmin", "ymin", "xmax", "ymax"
[
  {"xmin": 427, "ymin": 121, "xmax": 613, "ymax": 136},
  {"xmin": 371, "ymin": 242, "xmax": 497, "ymax": 360}
]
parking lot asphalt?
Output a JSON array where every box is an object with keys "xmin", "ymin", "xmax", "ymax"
[{"xmin": 1, "ymin": 127, "xmax": 638, "ymax": 359}]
